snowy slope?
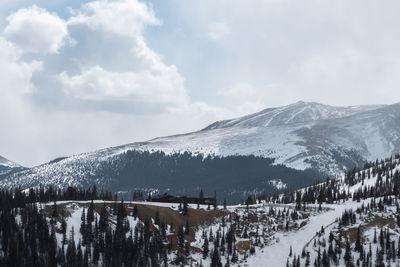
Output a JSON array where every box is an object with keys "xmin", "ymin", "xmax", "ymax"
[
  {"xmin": 133, "ymin": 101, "xmax": 399, "ymax": 174},
  {"xmin": 0, "ymin": 155, "xmax": 24, "ymax": 176},
  {"xmin": 204, "ymin": 101, "xmax": 382, "ymax": 129}
]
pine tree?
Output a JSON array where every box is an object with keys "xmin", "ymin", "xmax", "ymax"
[
  {"xmin": 99, "ymin": 203, "xmax": 108, "ymax": 232},
  {"xmin": 80, "ymin": 208, "xmax": 87, "ymax": 244},
  {"xmin": 182, "ymin": 200, "xmax": 188, "ymax": 215},
  {"xmin": 213, "ymin": 191, "xmax": 217, "ymax": 210},
  {"xmin": 322, "ymin": 249, "xmax": 330, "ymax": 267},
  {"xmin": 344, "ymin": 238, "xmax": 354, "ymax": 267},
  {"xmin": 202, "ymin": 237, "xmax": 209, "ymax": 259},
  {"xmin": 133, "ymin": 205, "xmax": 138, "ymax": 219},
  {"xmin": 52, "ymin": 201, "xmax": 58, "ymax": 218},
  {"xmin": 211, "ymin": 248, "xmax": 222, "ymax": 267},
  {"xmin": 178, "ymin": 225, "xmax": 185, "ymax": 249},
  {"xmin": 185, "ymin": 220, "xmax": 190, "ymax": 235},
  {"xmin": 231, "ymin": 246, "xmax": 238, "ymax": 263},
  {"xmin": 375, "ymin": 248, "xmax": 384, "ymax": 267},
  {"xmin": 355, "ymin": 226, "xmax": 362, "ymax": 252},
  {"xmin": 155, "ymin": 208, "xmax": 160, "ymax": 226},
  {"xmin": 87, "ymin": 200, "xmax": 94, "ymax": 224}
]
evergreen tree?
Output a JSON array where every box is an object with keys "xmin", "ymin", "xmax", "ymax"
[{"xmin": 202, "ymin": 237, "xmax": 209, "ymax": 259}]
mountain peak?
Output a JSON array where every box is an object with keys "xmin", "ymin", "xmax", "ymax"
[
  {"xmin": 0, "ymin": 155, "xmax": 21, "ymax": 168},
  {"xmin": 0, "ymin": 155, "xmax": 23, "ymax": 176},
  {"xmin": 203, "ymin": 101, "xmax": 381, "ymax": 130}
]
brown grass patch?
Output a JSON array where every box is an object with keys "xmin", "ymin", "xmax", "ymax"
[
  {"xmin": 338, "ymin": 215, "xmax": 396, "ymax": 243},
  {"xmin": 247, "ymin": 213, "xmax": 259, "ymax": 223},
  {"xmin": 364, "ymin": 215, "xmax": 396, "ymax": 229},
  {"xmin": 236, "ymin": 240, "xmax": 250, "ymax": 254},
  {"xmin": 44, "ymin": 201, "xmax": 229, "ymax": 251}
]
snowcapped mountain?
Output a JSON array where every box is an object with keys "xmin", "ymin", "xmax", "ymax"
[
  {"xmin": 0, "ymin": 155, "xmax": 24, "ymax": 176},
  {"xmin": 203, "ymin": 101, "xmax": 382, "ymax": 129},
  {"xmin": 1, "ymin": 101, "xmax": 400, "ymax": 198},
  {"xmin": 135, "ymin": 101, "xmax": 399, "ymax": 174}
]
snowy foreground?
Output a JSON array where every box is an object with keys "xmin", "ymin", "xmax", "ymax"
[
  {"xmin": 39, "ymin": 196, "xmax": 396, "ymax": 267},
  {"xmin": 16, "ymin": 157, "xmax": 399, "ymax": 266}
]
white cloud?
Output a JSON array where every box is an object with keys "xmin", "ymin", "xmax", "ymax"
[
  {"xmin": 217, "ymin": 82, "xmax": 297, "ymax": 114},
  {"xmin": 208, "ymin": 22, "xmax": 230, "ymax": 41},
  {"xmin": 0, "ymin": 37, "xmax": 42, "ymax": 164},
  {"xmin": 217, "ymin": 83, "xmax": 258, "ymax": 98},
  {"xmin": 59, "ymin": 64, "xmax": 187, "ymax": 109},
  {"xmin": 53, "ymin": 0, "xmax": 189, "ymax": 112},
  {"xmin": 0, "ymin": 37, "xmax": 42, "ymax": 95},
  {"xmin": 285, "ymin": 46, "xmax": 400, "ymax": 105},
  {"xmin": 4, "ymin": 5, "xmax": 70, "ymax": 54},
  {"xmin": 68, "ymin": 0, "xmax": 161, "ymax": 37}
]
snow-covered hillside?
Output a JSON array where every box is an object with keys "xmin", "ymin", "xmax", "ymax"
[
  {"xmin": 204, "ymin": 101, "xmax": 382, "ymax": 129},
  {"xmin": 132, "ymin": 101, "xmax": 400, "ymax": 175},
  {"xmin": 0, "ymin": 155, "xmax": 23, "ymax": 176}
]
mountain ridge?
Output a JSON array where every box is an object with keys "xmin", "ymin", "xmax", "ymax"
[
  {"xmin": 202, "ymin": 101, "xmax": 384, "ymax": 130},
  {"xmin": 1, "ymin": 101, "xmax": 400, "ymax": 200},
  {"xmin": 0, "ymin": 155, "xmax": 24, "ymax": 176}
]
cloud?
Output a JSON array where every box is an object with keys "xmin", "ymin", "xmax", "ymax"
[
  {"xmin": 217, "ymin": 83, "xmax": 297, "ymax": 114},
  {"xmin": 0, "ymin": 38, "xmax": 42, "ymax": 95},
  {"xmin": 285, "ymin": 45, "xmax": 400, "ymax": 105},
  {"xmin": 59, "ymin": 64, "xmax": 187, "ymax": 112},
  {"xmin": 208, "ymin": 22, "xmax": 230, "ymax": 42},
  {"xmin": 68, "ymin": 0, "xmax": 161, "ymax": 37},
  {"xmin": 4, "ymin": 5, "xmax": 70, "ymax": 54},
  {"xmin": 49, "ymin": 0, "xmax": 188, "ymax": 113},
  {"xmin": 0, "ymin": 37, "xmax": 42, "ymax": 164}
]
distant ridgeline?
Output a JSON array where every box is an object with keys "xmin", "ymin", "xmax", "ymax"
[{"xmin": 95, "ymin": 150, "xmax": 322, "ymax": 203}]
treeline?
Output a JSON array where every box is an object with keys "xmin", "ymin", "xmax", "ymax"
[
  {"xmin": 0, "ymin": 185, "xmax": 115, "ymax": 208},
  {"xmin": 264, "ymin": 154, "xmax": 400, "ymax": 205}
]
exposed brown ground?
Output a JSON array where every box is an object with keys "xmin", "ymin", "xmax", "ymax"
[
  {"xmin": 338, "ymin": 215, "xmax": 396, "ymax": 243},
  {"xmin": 123, "ymin": 203, "xmax": 229, "ymax": 247},
  {"xmin": 44, "ymin": 201, "xmax": 229, "ymax": 251},
  {"xmin": 236, "ymin": 240, "xmax": 251, "ymax": 254}
]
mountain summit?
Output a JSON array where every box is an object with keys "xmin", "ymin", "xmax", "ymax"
[{"xmin": 203, "ymin": 101, "xmax": 382, "ymax": 130}]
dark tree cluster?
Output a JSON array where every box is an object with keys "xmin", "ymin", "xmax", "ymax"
[
  {"xmin": 99, "ymin": 150, "xmax": 321, "ymax": 203},
  {"xmin": 0, "ymin": 186, "xmax": 172, "ymax": 267},
  {"xmin": 12, "ymin": 185, "xmax": 115, "ymax": 204},
  {"xmin": 263, "ymin": 155, "xmax": 400, "ymax": 206}
]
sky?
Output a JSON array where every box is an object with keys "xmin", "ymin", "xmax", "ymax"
[{"xmin": 1, "ymin": 0, "xmax": 400, "ymax": 166}]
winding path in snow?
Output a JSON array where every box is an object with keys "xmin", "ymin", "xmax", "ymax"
[{"xmin": 245, "ymin": 201, "xmax": 364, "ymax": 266}]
